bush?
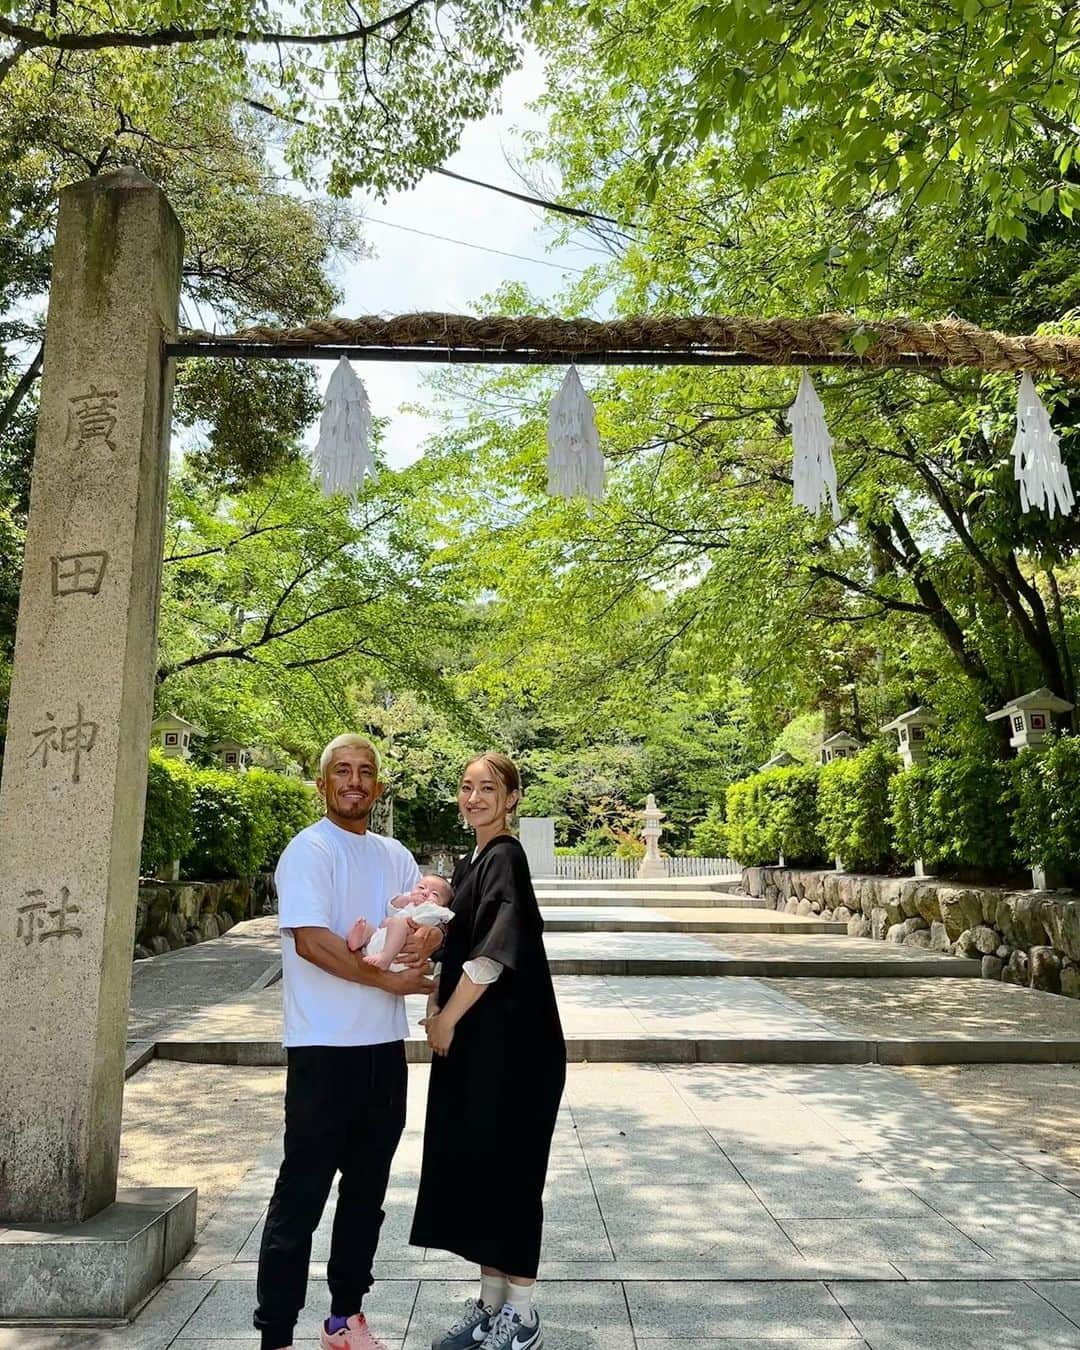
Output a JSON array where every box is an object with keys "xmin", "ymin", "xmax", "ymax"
[
  {"xmin": 818, "ymin": 743, "xmax": 897, "ymax": 871},
  {"xmin": 140, "ymin": 751, "xmax": 194, "ymax": 876},
  {"xmin": 182, "ymin": 769, "xmax": 262, "ymax": 879},
  {"xmin": 724, "ymin": 764, "xmax": 824, "ymax": 866},
  {"xmin": 242, "ymin": 768, "xmax": 319, "ymax": 872},
  {"xmin": 1010, "ymin": 735, "xmax": 1080, "ymax": 875},
  {"xmin": 691, "ymin": 801, "xmax": 728, "ymax": 857},
  {"xmin": 890, "ymin": 755, "xmax": 1016, "ymax": 874}
]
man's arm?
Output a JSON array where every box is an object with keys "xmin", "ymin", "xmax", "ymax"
[{"xmin": 292, "ymin": 926, "xmax": 434, "ymax": 995}]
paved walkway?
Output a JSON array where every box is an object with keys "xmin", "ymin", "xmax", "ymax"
[{"xmin": 6, "ymin": 889, "xmax": 1080, "ymax": 1347}]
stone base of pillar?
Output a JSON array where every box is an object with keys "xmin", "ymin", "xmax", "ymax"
[
  {"xmin": 637, "ymin": 857, "xmax": 668, "ymax": 879},
  {"xmin": 0, "ymin": 1187, "xmax": 196, "ymax": 1321},
  {"xmin": 1031, "ymin": 864, "xmax": 1064, "ymax": 891}
]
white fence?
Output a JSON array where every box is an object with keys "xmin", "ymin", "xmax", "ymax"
[{"xmin": 552, "ymin": 855, "xmax": 740, "ymax": 880}]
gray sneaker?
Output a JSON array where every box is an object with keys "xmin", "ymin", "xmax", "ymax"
[
  {"xmin": 432, "ymin": 1298, "xmax": 494, "ymax": 1350},
  {"xmin": 481, "ymin": 1305, "xmax": 543, "ymax": 1350}
]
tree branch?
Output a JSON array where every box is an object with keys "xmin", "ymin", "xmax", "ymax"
[
  {"xmin": 0, "ymin": 342, "xmax": 44, "ymax": 443},
  {"xmin": 0, "ymin": 1, "xmax": 436, "ymax": 55}
]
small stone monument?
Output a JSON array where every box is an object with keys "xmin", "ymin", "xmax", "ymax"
[
  {"xmin": 519, "ymin": 817, "xmax": 556, "ymax": 878},
  {"xmin": 759, "ymin": 751, "xmax": 799, "ymax": 770},
  {"xmin": 819, "ymin": 731, "xmax": 860, "ymax": 764},
  {"xmin": 211, "ymin": 737, "xmax": 253, "ymax": 771},
  {"xmin": 986, "ymin": 687, "xmax": 1076, "ymax": 888},
  {"xmin": 638, "ymin": 793, "xmax": 668, "ymax": 879},
  {"xmin": 881, "ymin": 706, "xmax": 938, "ymax": 769},
  {"xmin": 151, "ymin": 712, "xmax": 205, "ymax": 760},
  {"xmin": 985, "ymin": 686, "xmax": 1074, "ymax": 750}
]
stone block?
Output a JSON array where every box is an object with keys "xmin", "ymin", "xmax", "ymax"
[
  {"xmin": 1062, "ymin": 963, "xmax": 1080, "ymax": 1000},
  {"xmin": 939, "ymin": 888, "xmax": 983, "ymax": 939},
  {"xmin": 836, "ymin": 905, "xmax": 852, "ymax": 921},
  {"xmin": 955, "ymin": 929, "xmax": 979, "ymax": 959},
  {"xmin": 870, "ymin": 907, "xmax": 889, "ymax": 941},
  {"xmin": 981, "ymin": 955, "xmax": 1004, "ymax": 980},
  {"xmin": 847, "ymin": 915, "xmax": 872, "ymax": 938},
  {"xmin": 971, "ymin": 924, "xmax": 1000, "ymax": 955},
  {"xmin": 929, "ymin": 921, "xmax": 951, "ymax": 952},
  {"xmin": 903, "ymin": 929, "xmax": 932, "ymax": 948},
  {"xmin": 1029, "ymin": 945, "xmax": 1062, "ymax": 993},
  {"xmin": 1044, "ymin": 899, "xmax": 1080, "ymax": 963},
  {"xmin": 0, "ymin": 1187, "xmax": 195, "ymax": 1319},
  {"xmin": 1003, "ymin": 949, "xmax": 1030, "ymax": 986}
]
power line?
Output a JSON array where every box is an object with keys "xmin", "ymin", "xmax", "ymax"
[
  {"xmin": 433, "ymin": 167, "xmax": 628, "ymax": 229},
  {"xmin": 363, "ymin": 214, "xmax": 590, "ymax": 274}
]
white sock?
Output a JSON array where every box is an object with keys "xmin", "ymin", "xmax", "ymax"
[
  {"xmin": 480, "ymin": 1274, "xmax": 507, "ymax": 1311},
  {"xmin": 506, "ymin": 1284, "xmax": 534, "ymax": 1324}
]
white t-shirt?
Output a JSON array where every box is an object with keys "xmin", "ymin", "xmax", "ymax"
[{"xmin": 276, "ymin": 817, "xmax": 422, "ymax": 1047}]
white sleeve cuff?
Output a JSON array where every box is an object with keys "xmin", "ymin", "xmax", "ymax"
[{"xmin": 463, "ymin": 957, "xmax": 503, "ymax": 985}]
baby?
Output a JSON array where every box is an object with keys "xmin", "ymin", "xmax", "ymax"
[{"xmin": 346, "ymin": 875, "xmax": 454, "ymax": 971}]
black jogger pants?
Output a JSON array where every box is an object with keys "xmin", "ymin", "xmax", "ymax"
[{"xmin": 253, "ymin": 1041, "xmax": 407, "ymax": 1348}]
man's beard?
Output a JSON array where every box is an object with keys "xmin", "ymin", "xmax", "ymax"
[{"xmin": 333, "ymin": 797, "xmax": 371, "ymax": 819}]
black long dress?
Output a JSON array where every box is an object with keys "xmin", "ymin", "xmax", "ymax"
[{"xmin": 410, "ymin": 834, "xmax": 566, "ymax": 1276}]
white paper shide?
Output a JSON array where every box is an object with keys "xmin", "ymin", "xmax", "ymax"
[
  {"xmin": 311, "ymin": 356, "xmax": 377, "ymax": 496},
  {"xmin": 547, "ymin": 365, "xmax": 605, "ymax": 504},
  {"xmin": 787, "ymin": 369, "xmax": 841, "ymax": 523},
  {"xmin": 1011, "ymin": 373, "xmax": 1075, "ymax": 518}
]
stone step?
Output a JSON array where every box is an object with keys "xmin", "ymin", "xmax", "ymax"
[
  {"xmin": 540, "ymin": 905, "xmax": 848, "ymax": 934},
  {"xmin": 155, "ymin": 1033, "xmax": 1080, "ymax": 1068},
  {"xmin": 535, "ymin": 889, "xmax": 765, "ymax": 908},
  {"xmin": 145, "ymin": 971, "xmax": 1080, "ymax": 1070}
]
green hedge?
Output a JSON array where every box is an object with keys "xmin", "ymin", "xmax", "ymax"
[
  {"xmin": 890, "ymin": 755, "xmax": 1016, "ymax": 873},
  {"xmin": 141, "ymin": 759, "xmax": 319, "ymax": 880},
  {"xmin": 1011, "ymin": 735, "xmax": 1080, "ymax": 875},
  {"xmin": 724, "ymin": 764, "xmax": 824, "ymax": 866},
  {"xmin": 140, "ymin": 751, "xmax": 195, "ymax": 876},
  {"xmin": 818, "ymin": 743, "xmax": 898, "ymax": 871}
]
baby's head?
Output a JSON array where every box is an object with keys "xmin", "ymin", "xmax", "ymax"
[{"xmin": 408, "ymin": 875, "xmax": 454, "ymax": 908}]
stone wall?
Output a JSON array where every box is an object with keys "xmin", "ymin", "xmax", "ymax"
[
  {"xmin": 743, "ymin": 867, "xmax": 1080, "ymax": 999},
  {"xmin": 134, "ymin": 873, "xmax": 276, "ymax": 958}
]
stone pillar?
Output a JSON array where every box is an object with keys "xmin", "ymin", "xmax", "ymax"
[
  {"xmin": 520, "ymin": 817, "xmax": 556, "ymax": 878},
  {"xmin": 0, "ymin": 170, "xmax": 181, "ymax": 1222}
]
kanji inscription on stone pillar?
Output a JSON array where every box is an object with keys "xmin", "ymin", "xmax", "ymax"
[{"xmin": 0, "ymin": 170, "xmax": 182, "ymax": 1222}]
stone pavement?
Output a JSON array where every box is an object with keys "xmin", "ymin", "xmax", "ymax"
[{"xmin": 6, "ymin": 882, "xmax": 1080, "ymax": 1346}]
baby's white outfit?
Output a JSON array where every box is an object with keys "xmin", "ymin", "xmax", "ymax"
[{"xmin": 366, "ymin": 898, "xmax": 452, "ymax": 971}]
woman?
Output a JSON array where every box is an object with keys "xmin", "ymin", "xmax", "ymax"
[{"xmin": 410, "ymin": 753, "xmax": 566, "ymax": 1350}]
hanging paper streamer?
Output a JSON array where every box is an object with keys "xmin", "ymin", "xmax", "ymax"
[
  {"xmin": 1011, "ymin": 373, "xmax": 1075, "ymax": 518},
  {"xmin": 311, "ymin": 356, "xmax": 377, "ymax": 496},
  {"xmin": 547, "ymin": 365, "xmax": 605, "ymax": 504},
  {"xmin": 787, "ymin": 370, "xmax": 841, "ymax": 523}
]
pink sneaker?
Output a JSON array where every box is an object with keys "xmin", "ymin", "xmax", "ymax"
[{"xmin": 320, "ymin": 1313, "xmax": 388, "ymax": 1350}]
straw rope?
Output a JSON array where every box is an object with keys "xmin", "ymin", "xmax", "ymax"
[{"xmin": 175, "ymin": 312, "xmax": 1080, "ymax": 376}]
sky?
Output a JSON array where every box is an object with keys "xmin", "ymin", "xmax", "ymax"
[{"xmin": 325, "ymin": 52, "xmax": 600, "ymax": 469}]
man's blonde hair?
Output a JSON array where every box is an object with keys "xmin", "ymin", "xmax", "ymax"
[{"xmin": 319, "ymin": 734, "xmax": 383, "ymax": 779}]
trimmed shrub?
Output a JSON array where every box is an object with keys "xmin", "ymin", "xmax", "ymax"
[
  {"xmin": 140, "ymin": 750, "xmax": 194, "ymax": 877},
  {"xmin": 182, "ymin": 769, "xmax": 262, "ymax": 879},
  {"xmin": 890, "ymin": 755, "xmax": 1016, "ymax": 874},
  {"xmin": 1010, "ymin": 735, "xmax": 1080, "ymax": 875},
  {"xmin": 818, "ymin": 743, "xmax": 897, "ymax": 870},
  {"xmin": 242, "ymin": 768, "xmax": 319, "ymax": 872},
  {"xmin": 724, "ymin": 764, "xmax": 823, "ymax": 866}
]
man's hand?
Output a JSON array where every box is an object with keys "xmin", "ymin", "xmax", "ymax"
[
  {"xmin": 383, "ymin": 966, "xmax": 436, "ymax": 997},
  {"xmin": 397, "ymin": 919, "xmax": 444, "ymax": 969}
]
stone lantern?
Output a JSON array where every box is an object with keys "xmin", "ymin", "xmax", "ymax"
[
  {"xmin": 819, "ymin": 731, "xmax": 860, "ymax": 765},
  {"xmin": 151, "ymin": 713, "xmax": 205, "ymax": 761},
  {"xmin": 985, "ymin": 687, "xmax": 1074, "ymax": 750},
  {"xmin": 881, "ymin": 706, "xmax": 938, "ymax": 768},
  {"xmin": 759, "ymin": 751, "xmax": 799, "ymax": 771},
  {"xmin": 637, "ymin": 793, "xmax": 668, "ymax": 880},
  {"xmin": 211, "ymin": 738, "xmax": 253, "ymax": 771},
  {"xmin": 986, "ymin": 687, "xmax": 1075, "ymax": 889}
]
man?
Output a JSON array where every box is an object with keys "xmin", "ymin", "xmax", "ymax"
[{"xmin": 253, "ymin": 734, "xmax": 441, "ymax": 1350}]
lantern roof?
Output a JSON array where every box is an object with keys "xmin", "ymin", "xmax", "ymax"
[
  {"xmin": 986, "ymin": 687, "xmax": 1075, "ymax": 721},
  {"xmin": 881, "ymin": 705, "xmax": 939, "ymax": 732}
]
